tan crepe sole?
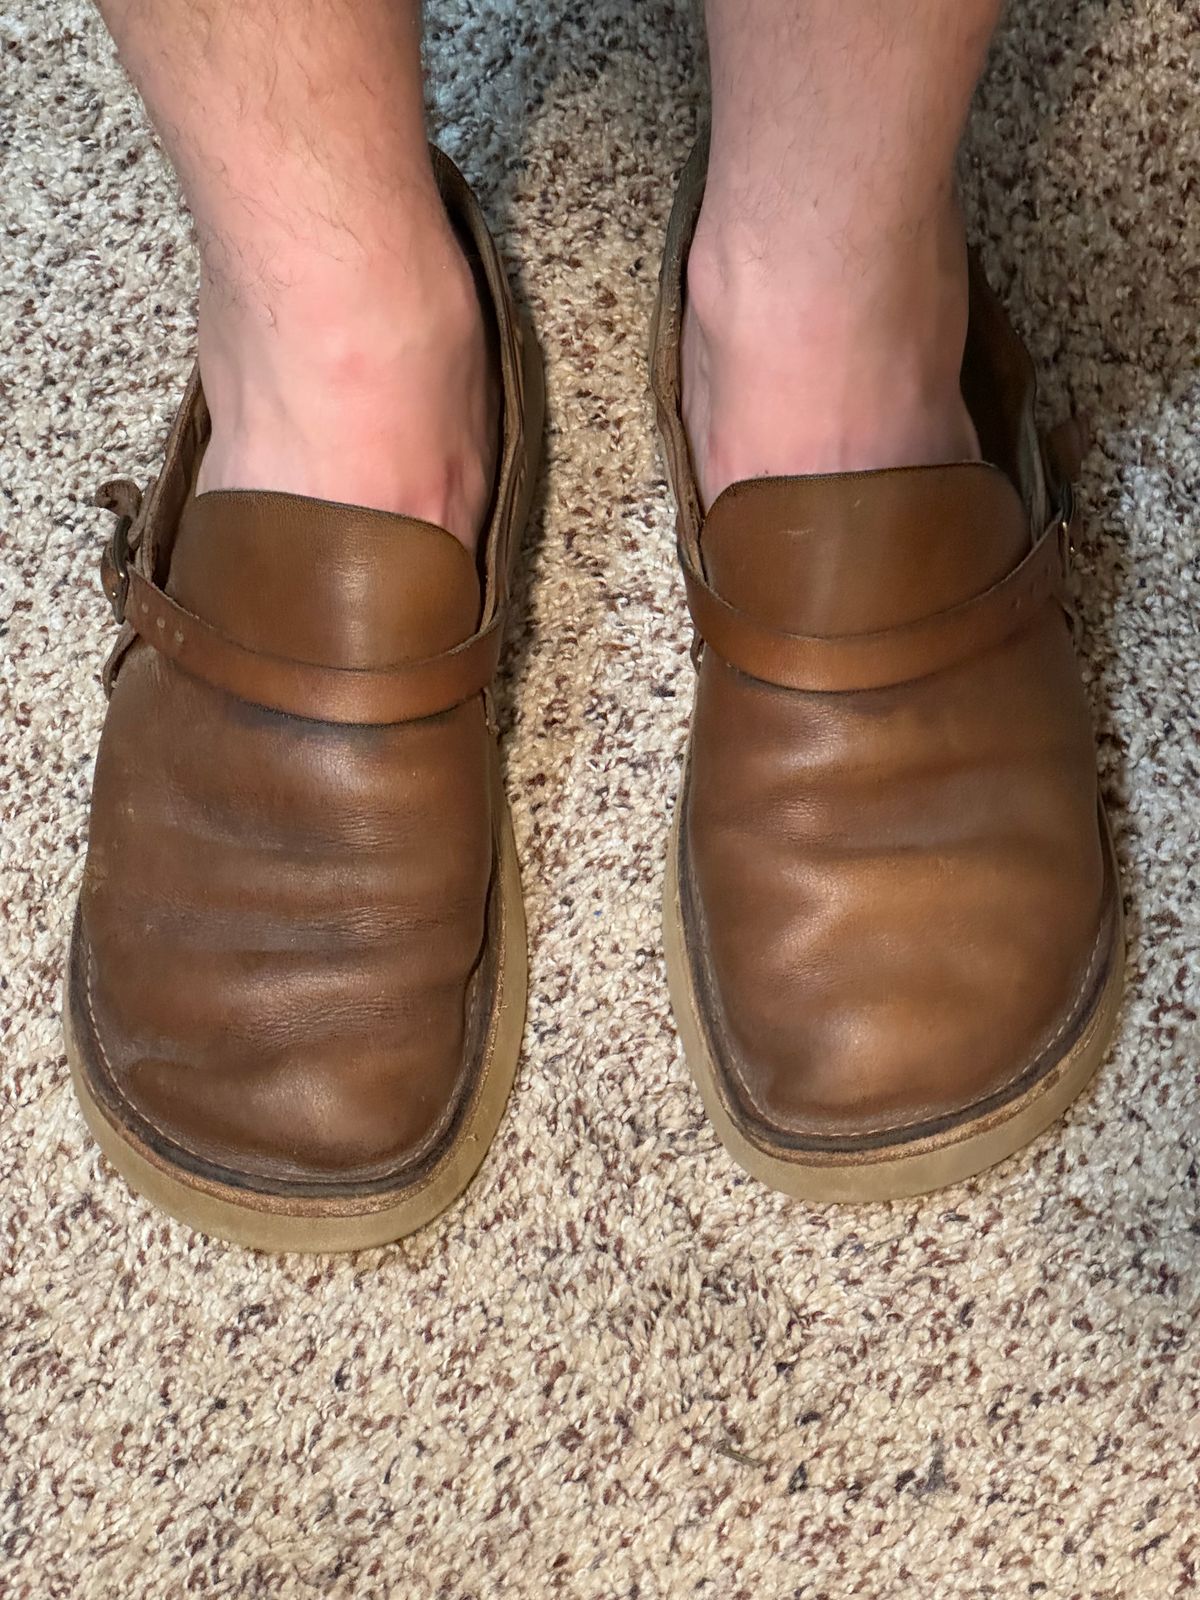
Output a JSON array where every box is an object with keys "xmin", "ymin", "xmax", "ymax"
[
  {"xmin": 663, "ymin": 791, "xmax": 1125, "ymax": 1203},
  {"xmin": 65, "ymin": 779, "xmax": 527, "ymax": 1253}
]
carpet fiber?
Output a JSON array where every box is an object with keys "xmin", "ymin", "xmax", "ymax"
[{"xmin": 2, "ymin": 2, "xmax": 1198, "ymax": 1595}]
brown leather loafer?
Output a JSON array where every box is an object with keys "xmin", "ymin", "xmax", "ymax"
[
  {"xmin": 651, "ymin": 137, "xmax": 1123, "ymax": 1201},
  {"xmin": 65, "ymin": 150, "xmax": 543, "ymax": 1250}
]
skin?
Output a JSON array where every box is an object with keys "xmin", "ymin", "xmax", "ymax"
[
  {"xmin": 97, "ymin": 0, "xmax": 1004, "ymax": 536},
  {"xmin": 686, "ymin": 0, "xmax": 1005, "ymax": 507},
  {"xmin": 96, "ymin": 0, "xmax": 497, "ymax": 549}
]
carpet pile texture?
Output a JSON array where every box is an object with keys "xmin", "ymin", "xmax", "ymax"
[{"xmin": 1, "ymin": 1, "xmax": 1197, "ymax": 1595}]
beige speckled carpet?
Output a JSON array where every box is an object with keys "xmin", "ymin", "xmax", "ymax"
[{"xmin": 2, "ymin": 2, "xmax": 1199, "ymax": 1595}]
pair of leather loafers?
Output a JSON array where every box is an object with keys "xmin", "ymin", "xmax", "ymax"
[{"xmin": 65, "ymin": 145, "xmax": 1123, "ymax": 1249}]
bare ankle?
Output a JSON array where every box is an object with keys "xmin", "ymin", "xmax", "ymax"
[
  {"xmin": 682, "ymin": 193, "xmax": 980, "ymax": 508},
  {"xmin": 195, "ymin": 211, "xmax": 498, "ymax": 549}
]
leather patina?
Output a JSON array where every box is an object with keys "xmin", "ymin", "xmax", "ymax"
[{"xmin": 65, "ymin": 149, "xmax": 543, "ymax": 1248}]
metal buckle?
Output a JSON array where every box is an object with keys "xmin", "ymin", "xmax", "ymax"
[
  {"xmin": 1054, "ymin": 483, "xmax": 1083, "ymax": 645},
  {"xmin": 1055, "ymin": 481, "xmax": 1077, "ymax": 589},
  {"xmin": 95, "ymin": 478, "xmax": 144, "ymax": 623},
  {"xmin": 1058, "ymin": 480, "xmax": 1076, "ymax": 551},
  {"xmin": 108, "ymin": 514, "xmax": 135, "ymax": 622}
]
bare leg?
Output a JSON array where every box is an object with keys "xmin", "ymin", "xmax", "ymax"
[
  {"xmin": 685, "ymin": 0, "xmax": 1004, "ymax": 509},
  {"xmin": 96, "ymin": 0, "xmax": 496, "ymax": 549}
]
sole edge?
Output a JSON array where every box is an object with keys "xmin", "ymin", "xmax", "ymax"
[
  {"xmin": 65, "ymin": 786, "xmax": 528, "ymax": 1254},
  {"xmin": 662, "ymin": 797, "xmax": 1125, "ymax": 1204}
]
